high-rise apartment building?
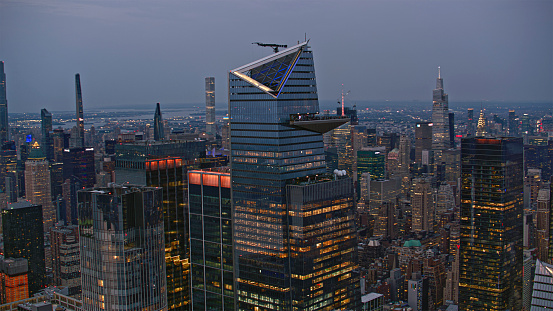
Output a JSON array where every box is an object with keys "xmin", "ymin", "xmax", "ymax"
[
  {"xmin": 41, "ymin": 108, "xmax": 53, "ymax": 161},
  {"xmin": 415, "ymin": 122, "xmax": 432, "ymax": 165},
  {"xmin": 0, "ymin": 258, "xmax": 29, "ymax": 304},
  {"xmin": 412, "ymin": 178, "xmax": 434, "ymax": 232},
  {"xmin": 205, "ymin": 77, "xmax": 215, "ymax": 135},
  {"xmin": 25, "ymin": 143, "xmax": 55, "ymax": 234},
  {"xmin": 2, "ymin": 201, "xmax": 45, "ymax": 295},
  {"xmin": 188, "ymin": 168, "xmax": 233, "ymax": 310},
  {"xmin": 79, "ymin": 185, "xmax": 167, "ymax": 311},
  {"xmin": 459, "ymin": 137, "xmax": 523, "ymax": 310},
  {"xmin": 508, "ymin": 110, "xmax": 518, "ymax": 136},
  {"xmin": 115, "ymin": 140, "xmax": 206, "ymax": 310},
  {"xmin": 467, "ymin": 108, "xmax": 475, "ymax": 136},
  {"xmin": 154, "ymin": 102, "xmax": 164, "ymax": 141},
  {"xmin": 72, "ymin": 73, "xmax": 84, "ymax": 148},
  {"xmin": 431, "ymin": 67, "xmax": 449, "ymax": 151},
  {"xmin": 229, "ymin": 42, "xmax": 359, "ymax": 310},
  {"xmin": 0, "ymin": 61, "xmax": 8, "ymax": 143},
  {"xmin": 62, "ymin": 147, "xmax": 95, "ymax": 188},
  {"xmin": 50, "ymin": 224, "xmax": 80, "ymax": 296}
]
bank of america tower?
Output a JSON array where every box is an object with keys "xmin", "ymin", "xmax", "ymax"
[{"xmin": 229, "ymin": 42, "xmax": 359, "ymax": 310}]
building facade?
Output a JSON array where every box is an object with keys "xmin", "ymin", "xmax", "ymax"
[
  {"xmin": 2, "ymin": 201, "xmax": 45, "ymax": 295},
  {"xmin": 459, "ymin": 137, "xmax": 523, "ymax": 310},
  {"xmin": 78, "ymin": 185, "xmax": 167, "ymax": 311},
  {"xmin": 188, "ymin": 168, "xmax": 233, "ymax": 310},
  {"xmin": 0, "ymin": 61, "xmax": 8, "ymax": 143},
  {"xmin": 205, "ymin": 77, "xmax": 215, "ymax": 135},
  {"xmin": 25, "ymin": 143, "xmax": 55, "ymax": 234}
]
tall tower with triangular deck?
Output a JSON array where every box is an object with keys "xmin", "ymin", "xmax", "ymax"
[{"xmin": 228, "ymin": 42, "xmax": 359, "ymax": 310}]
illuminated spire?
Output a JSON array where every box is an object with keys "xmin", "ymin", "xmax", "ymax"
[
  {"xmin": 438, "ymin": 66, "xmax": 441, "ymax": 79},
  {"xmin": 476, "ymin": 108, "xmax": 487, "ymax": 136}
]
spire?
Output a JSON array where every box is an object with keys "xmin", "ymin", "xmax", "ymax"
[
  {"xmin": 436, "ymin": 66, "xmax": 444, "ymax": 90},
  {"xmin": 74, "ymin": 73, "xmax": 84, "ymax": 148},
  {"xmin": 476, "ymin": 108, "xmax": 487, "ymax": 137},
  {"xmin": 154, "ymin": 103, "xmax": 164, "ymax": 141},
  {"xmin": 438, "ymin": 66, "xmax": 441, "ymax": 79}
]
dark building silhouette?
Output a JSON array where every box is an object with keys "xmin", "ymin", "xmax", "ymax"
[
  {"xmin": 459, "ymin": 137, "xmax": 523, "ymax": 310},
  {"xmin": 449, "ymin": 111, "xmax": 455, "ymax": 148},
  {"xmin": 62, "ymin": 147, "xmax": 95, "ymax": 188},
  {"xmin": 41, "ymin": 109, "xmax": 53, "ymax": 161},
  {"xmin": 415, "ymin": 122, "xmax": 433, "ymax": 165},
  {"xmin": 154, "ymin": 102, "xmax": 164, "ymax": 141},
  {"xmin": 467, "ymin": 108, "xmax": 475, "ymax": 136},
  {"xmin": 2, "ymin": 201, "xmax": 45, "ymax": 295},
  {"xmin": 73, "ymin": 74, "xmax": 84, "ymax": 148},
  {"xmin": 0, "ymin": 61, "xmax": 8, "ymax": 143}
]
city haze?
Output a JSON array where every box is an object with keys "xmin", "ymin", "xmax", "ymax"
[{"xmin": 1, "ymin": 0, "xmax": 551, "ymax": 113}]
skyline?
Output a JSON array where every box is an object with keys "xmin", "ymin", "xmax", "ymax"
[{"xmin": 1, "ymin": 0, "xmax": 552, "ymax": 113}]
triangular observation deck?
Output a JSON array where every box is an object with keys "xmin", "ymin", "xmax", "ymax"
[{"xmin": 231, "ymin": 42, "xmax": 307, "ymax": 98}]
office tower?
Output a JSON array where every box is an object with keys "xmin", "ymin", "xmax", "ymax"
[
  {"xmin": 52, "ymin": 128, "xmax": 67, "ymax": 162},
  {"xmin": 448, "ymin": 112, "xmax": 455, "ymax": 148},
  {"xmin": 62, "ymin": 147, "xmax": 95, "ymax": 188},
  {"xmin": 508, "ymin": 110, "xmax": 517, "ymax": 136},
  {"xmin": 2, "ymin": 201, "xmax": 45, "ymax": 295},
  {"xmin": 115, "ymin": 140, "xmax": 206, "ymax": 310},
  {"xmin": 412, "ymin": 178, "xmax": 434, "ymax": 232},
  {"xmin": 373, "ymin": 201, "xmax": 397, "ymax": 239},
  {"xmin": 79, "ymin": 185, "xmax": 167, "ymax": 311},
  {"xmin": 41, "ymin": 109, "xmax": 53, "ymax": 161},
  {"xmin": 522, "ymin": 113, "xmax": 531, "ymax": 135},
  {"xmin": 431, "ymin": 67, "xmax": 449, "ymax": 151},
  {"xmin": 367, "ymin": 178, "xmax": 401, "ymax": 213},
  {"xmin": 536, "ymin": 189, "xmax": 551, "ymax": 263},
  {"xmin": 415, "ymin": 122, "xmax": 432, "ymax": 165},
  {"xmin": 154, "ymin": 102, "xmax": 164, "ymax": 141},
  {"xmin": 424, "ymin": 257, "xmax": 446, "ymax": 308},
  {"xmin": 50, "ymin": 224, "xmax": 80, "ymax": 295},
  {"xmin": 398, "ymin": 135, "xmax": 410, "ymax": 175},
  {"xmin": 49, "ymin": 162, "xmax": 64, "ymax": 200},
  {"xmin": 73, "ymin": 73, "xmax": 84, "ymax": 148},
  {"xmin": 459, "ymin": 137, "xmax": 523, "ymax": 310},
  {"xmin": 357, "ymin": 147, "xmax": 387, "ymax": 181},
  {"xmin": 378, "ymin": 132, "xmax": 399, "ymax": 153},
  {"xmin": 0, "ymin": 141, "xmax": 17, "ymax": 196},
  {"xmin": 524, "ymin": 140, "xmax": 553, "ymax": 179},
  {"xmin": 229, "ymin": 42, "xmax": 358, "ymax": 310},
  {"xmin": 25, "ymin": 143, "xmax": 55, "ymax": 234},
  {"xmin": 531, "ymin": 260, "xmax": 553, "ymax": 309},
  {"xmin": 205, "ymin": 77, "xmax": 215, "ymax": 134},
  {"xmin": 330, "ymin": 124, "xmax": 354, "ymax": 175},
  {"xmin": 188, "ymin": 168, "xmax": 233, "ymax": 310},
  {"xmin": 62, "ymin": 176, "xmax": 82, "ymax": 226},
  {"xmin": 0, "ymin": 61, "xmax": 8, "ymax": 142},
  {"xmin": 0, "ymin": 258, "xmax": 29, "ymax": 304},
  {"xmin": 467, "ymin": 108, "xmax": 475, "ymax": 136}
]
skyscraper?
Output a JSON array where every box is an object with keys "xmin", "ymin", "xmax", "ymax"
[
  {"xmin": 415, "ymin": 122, "xmax": 432, "ymax": 165},
  {"xmin": 0, "ymin": 61, "xmax": 8, "ymax": 143},
  {"xmin": 205, "ymin": 77, "xmax": 215, "ymax": 135},
  {"xmin": 530, "ymin": 260, "xmax": 553, "ymax": 310},
  {"xmin": 188, "ymin": 168, "xmax": 233, "ymax": 310},
  {"xmin": 62, "ymin": 147, "xmax": 95, "ymax": 188},
  {"xmin": 154, "ymin": 102, "xmax": 164, "ymax": 141},
  {"xmin": 411, "ymin": 178, "xmax": 434, "ymax": 232},
  {"xmin": 467, "ymin": 108, "xmax": 475, "ymax": 136},
  {"xmin": 508, "ymin": 110, "xmax": 518, "ymax": 136},
  {"xmin": 41, "ymin": 108, "xmax": 53, "ymax": 161},
  {"xmin": 229, "ymin": 42, "xmax": 359, "ymax": 310},
  {"xmin": 73, "ymin": 73, "xmax": 84, "ymax": 148},
  {"xmin": 50, "ymin": 224, "xmax": 80, "ymax": 295},
  {"xmin": 431, "ymin": 67, "xmax": 449, "ymax": 151},
  {"xmin": 79, "ymin": 185, "xmax": 167, "ymax": 311},
  {"xmin": 25, "ymin": 142, "xmax": 55, "ymax": 234},
  {"xmin": 2, "ymin": 201, "xmax": 45, "ymax": 295},
  {"xmin": 459, "ymin": 137, "xmax": 523, "ymax": 310},
  {"xmin": 115, "ymin": 140, "xmax": 206, "ymax": 310}
]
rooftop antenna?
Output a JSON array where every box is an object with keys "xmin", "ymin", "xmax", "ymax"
[
  {"xmin": 252, "ymin": 42, "xmax": 288, "ymax": 53},
  {"xmin": 438, "ymin": 66, "xmax": 441, "ymax": 79}
]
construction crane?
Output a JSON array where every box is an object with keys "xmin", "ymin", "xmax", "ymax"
[{"xmin": 252, "ymin": 42, "xmax": 287, "ymax": 53}]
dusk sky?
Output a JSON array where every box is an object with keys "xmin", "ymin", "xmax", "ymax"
[{"xmin": 1, "ymin": 0, "xmax": 551, "ymax": 113}]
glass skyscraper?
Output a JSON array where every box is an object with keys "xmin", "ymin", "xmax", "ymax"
[
  {"xmin": 229, "ymin": 42, "xmax": 359, "ymax": 310},
  {"xmin": 205, "ymin": 77, "xmax": 215, "ymax": 135},
  {"xmin": 188, "ymin": 168, "xmax": 233, "ymax": 310},
  {"xmin": 459, "ymin": 137, "xmax": 523, "ymax": 310},
  {"xmin": 78, "ymin": 185, "xmax": 167, "ymax": 311}
]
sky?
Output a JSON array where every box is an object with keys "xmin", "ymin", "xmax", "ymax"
[{"xmin": 1, "ymin": 0, "xmax": 552, "ymax": 113}]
